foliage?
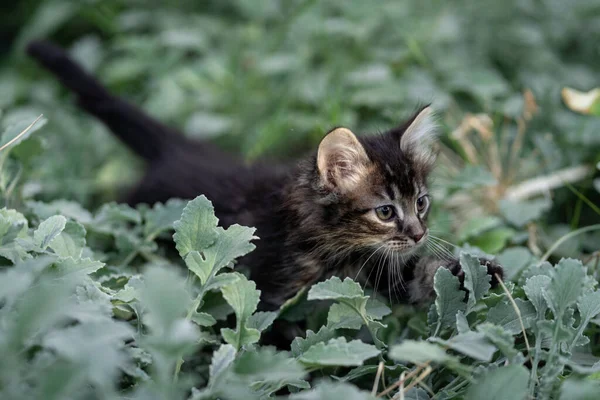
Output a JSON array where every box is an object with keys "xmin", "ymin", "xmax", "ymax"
[
  {"xmin": 0, "ymin": 0, "xmax": 600, "ymax": 399},
  {"xmin": 0, "ymin": 191, "xmax": 599, "ymax": 399}
]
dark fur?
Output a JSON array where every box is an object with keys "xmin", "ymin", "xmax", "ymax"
[{"xmin": 27, "ymin": 40, "xmax": 502, "ymax": 313}]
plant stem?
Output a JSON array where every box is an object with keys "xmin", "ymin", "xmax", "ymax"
[{"xmin": 540, "ymin": 224, "xmax": 600, "ymax": 262}]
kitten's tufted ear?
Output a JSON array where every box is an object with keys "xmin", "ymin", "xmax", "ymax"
[
  {"xmin": 317, "ymin": 127, "xmax": 370, "ymax": 191},
  {"xmin": 400, "ymin": 106, "xmax": 439, "ymax": 167}
]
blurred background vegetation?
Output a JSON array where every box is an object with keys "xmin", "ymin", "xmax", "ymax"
[{"xmin": 1, "ymin": 0, "xmax": 599, "ymax": 264}]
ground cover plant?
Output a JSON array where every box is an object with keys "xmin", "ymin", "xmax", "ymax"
[{"xmin": 1, "ymin": 1, "xmax": 600, "ymax": 399}]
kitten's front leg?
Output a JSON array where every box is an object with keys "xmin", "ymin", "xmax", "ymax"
[{"xmin": 407, "ymin": 256, "xmax": 503, "ymax": 304}]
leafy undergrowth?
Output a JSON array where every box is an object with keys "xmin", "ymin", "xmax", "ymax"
[{"xmin": 2, "ymin": 193, "xmax": 600, "ymax": 400}]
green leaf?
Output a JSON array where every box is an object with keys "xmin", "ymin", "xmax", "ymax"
[
  {"xmin": 49, "ymin": 220, "xmax": 86, "ymax": 259},
  {"xmin": 184, "ymin": 224, "xmax": 256, "ymax": 284},
  {"xmin": 54, "ymin": 257, "xmax": 105, "ymax": 279},
  {"xmin": 327, "ymin": 302, "xmax": 363, "ymax": 330},
  {"xmin": 451, "ymin": 165, "xmax": 497, "ymax": 189},
  {"xmin": 487, "ymin": 298, "xmax": 536, "ymax": 335},
  {"xmin": 434, "ymin": 331, "xmax": 497, "ymax": 362},
  {"xmin": 467, "ymin": 365, "xmax": 529, "ymax": 400},
  {"xmin": 458, "ymin": 216, "xmax": 502, "ymax": 242},
  {"xmin": 577, "ymin": 290, "xmax": 600, "ymax": 329},
  {"xmin": 469, "ymin": 227, "xmax": 515, "ymax": 254},
  {"xmin": 434, "ymin": 267, "xmax": 467, "ymax": 331},
  {"xmin": 559, "ymin": 378, "xmax": 600, "ymax": 400},
  {"xmin": 0, "ymin": 116, "xmax": 47, "ymax": 149},
  {"xmin": 299, "ymin": 337, "xmax": 380, "ymax": 367},
  {"xmin": 191, "ymin": 312, "xmax": 217, "ymax": 327},
  {"xmin": 209, "ymin": 344, "xmax": 236, "ymax": 383},
  {"xmin": 497, "ymin": 247, "xmax": 534, "ymax": 281},
  {"xmin": 173, "ymin": 195, "xmax": 219, "ymax": 257},
  {"xmin": 27, "ymin": 200, "xmax": 93, "ymax": 224},
  {"xmin": 290, "ymin": 381, "xmax": 376, "ymax": 400},
  {"xmin": 461, "ymin": 252, "xmax": 491, "ymax": 312},
  {"xmin": 404, "ymin": 388, "xmax": 431, "ymax": 400},
  {"xmin": 233, "ymin": 347, "xmax": 306, "ymax": 382},
  {"xmin": 390, "ymin": 340, "xmax": 459, "ymax": 365},
  {"xmin": 143, "ymin": 198, "xmax": 187, "ymax": 238},
  {"xmin": 476, "ymin": 323, "xmax": 519, "ymax": 361},
  {"xmin": 34, "ymin": 215, "xmax": 66, "ymax": 250},
  {"xmin": 93, "ymin": 202, "xmax": 141, "ymax": 228},
  {"xmin": 291, "ymin": 326, "xmax": 336, "ymax": 358},
  {"xmin": 307, "ymin": 276, "xmax": 364, "ymax": 301},
  {"xmin": 499, "ymin": 198, "xmax": 551, "ymax": 228},
  {"xmin": 544, "ymin": 258, "xmax": 586, "ymax": 318},
  {"xmin": 139, "ymin": 266, "xmax": 192, "ymax": 332},
  {"xmin": 246, "ymin": 311, "xmax": 278, "ymax": 333},
  {"xmin": 220, "ymin": 273, "xmax": 261, "ymax": 349},
  {"xmin": 523, "ymin": 275, "xmax": 551, "ymax": 315}
]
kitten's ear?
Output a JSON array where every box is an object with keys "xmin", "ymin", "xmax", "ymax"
[
  {"xmin": 317, "ymin": 127, "xmax": 370, "ymax": 191},
  {"xmin": 400, "ymin": 106, "xmax": 439, "ymax": 167}
]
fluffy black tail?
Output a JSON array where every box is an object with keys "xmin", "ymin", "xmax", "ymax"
[{"xmin": 27, "ymin": 40, "xmax": 182, "ymax": 162}]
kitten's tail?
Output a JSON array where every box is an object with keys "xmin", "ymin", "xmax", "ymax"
[{"xmin": 26, "ymin": 40, "xmax": 182, "ymax": 162}]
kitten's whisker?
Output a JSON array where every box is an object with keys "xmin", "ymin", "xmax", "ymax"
[
  {"xmin": 365, "ymin": 248, "xmax": 386, "ymax": 289},
  {"xmin": 355, "ymin": 244, "xmax": 386, "ymax": 281},
  {"xmin": 426, "ymin": 240, "xmax": 454, "ymax": 260},
  {"xmin": 374, "ymin": 248, "xmax": 389, "ymax": 297},
  {"xmin": 428, "ymin": 234, "xmax": 460, "ymax": 250}
]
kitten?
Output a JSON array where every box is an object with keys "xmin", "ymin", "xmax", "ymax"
[{"xmin": 27, "ymin": 41, "xmax": 503, "ymax": 311}]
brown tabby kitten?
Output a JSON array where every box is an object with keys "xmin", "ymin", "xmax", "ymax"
[{"xmin": 27, "ymin": 41, "xmax": 503, "ymax": 312}]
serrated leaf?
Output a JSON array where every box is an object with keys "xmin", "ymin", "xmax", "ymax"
[
  {"xmin": 34, "ymin": 215, "xmax": 66, "ymax": 250},
  {"xmin": 143, "ymin": 198, "xmax": 187, "ymax": 238},
  {"xmin": 53, "ymin": 257, "xmax": 105, "ymax": 279},
  {"xmin": 466, "ymin": 364, "xmax": 528, "ymax": 400},
  {"xmin": 434, "ymin": 331, "xmax": 497, "ymax": 362},
  {"xmin": 327, "ymin": 302, "xmax": 363, "ymax": 330},
  {"xmin": 49, "ymin": 220, "xmax": 86, "ymax": 258},
  {"xmin": 290, "ymin": 381, "xmax": 376, "ymax": 400},
  {"xmin": 204, "ymin": 272, "xmax": 240, "ymax": 291},
  {"xmin": 184, "ymin": 224, "xmax": 256, "ymax": 284},
  {"xmin": 209, "ymin": 344, "xmax": 236, "ymax": 383},
  {"xmin": 93, "ymin": 202, "xmax": 141, "ymax": 228},
  {"xmin": 434, "ymin": 267, "xmax": 467, "ymax": 331},
  {"xmin": 220, "ymin": 273, "xmax": 261, "ymax": 349},
  {"xmin": 577, "ymin": 290, "xmax": 600, "ymax": 329},
  {"xmin": 523, "ymin": 275, "xmax": 551, "ymax": 316},
  {"xmin": 456, "ymin": 311, "xmax": 470, "ymax": 334},
  {"xmin": 461, "ymin": 252, "xmax": 491, "ymax": 312},
  {"xmin": 246, "ymin": 311, "xmax": 278, "ymax": 333},
  {"xmin": 173, "ymin": 195, "xmax": 219, "ymax": 257},
  {"xmin": 234, "ymin": 347, "xmax": 306, "ymax": 382},
  {"xmin": 291, "ymin": 326, "xmax": 336, "ymax": 358},
  {"xmin": 476, "ymin": 323, "xmax": 519, "ymax": 361},
  {"xmin": 299, "ymin": 337, "xmax": 379, "ymax": 367},
  {"xmin": 390, "ymin": 340, "xmax": 458, "ymax": 365},
  {"xmin": 192, "ymin": 312, "xmax": 217, "ymax": 327},
  {"xmin": 307, "ymin": 276, "xmax": 364, "ymax": 301},
  {"xmin": 544, "ymin": 258, "xmax": 586, "ymax": 318},
  {"xmin": 27, "ymin": 200, "xmax": 93, "ymax": 224},
  {"xmin": 487, "ymin": 298, "xmax": 536, "ymax": 335}
]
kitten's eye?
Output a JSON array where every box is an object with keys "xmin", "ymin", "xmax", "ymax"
[
  {"xmin": 375, "ymin": 205, "xmax": 395, "ymax": 221},
  {"xmin": 416, "ymin": 195, "xmax": 429, "ymax": 213}
]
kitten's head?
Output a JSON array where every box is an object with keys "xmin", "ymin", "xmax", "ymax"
[{"xmin": 315, "ymin": 106, "xmax": 438, "ymax": 256}]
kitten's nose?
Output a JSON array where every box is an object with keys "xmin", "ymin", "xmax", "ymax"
[{"xmin": 412, "ymin": 232, "xmax": 425, "ymax": 243}]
